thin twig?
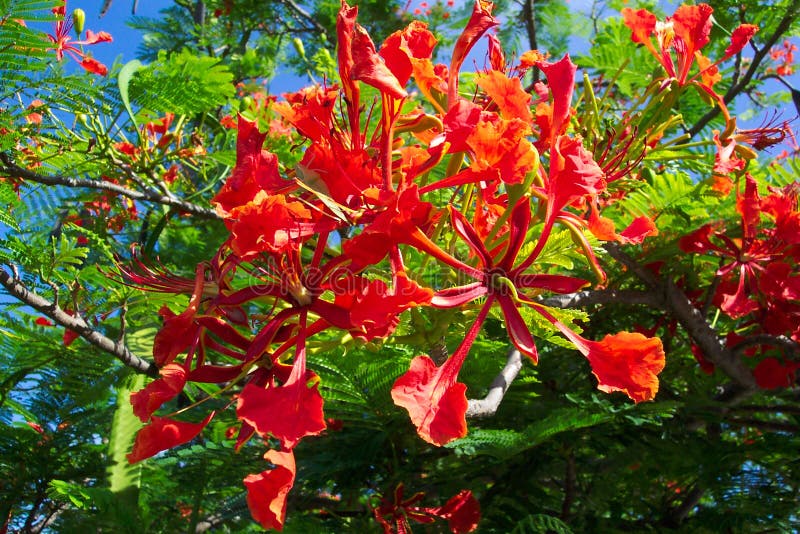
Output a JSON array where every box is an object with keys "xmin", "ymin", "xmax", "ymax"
[{"xmin": 278, "ymin": 0, "xmax": 328, "ymax": 37}]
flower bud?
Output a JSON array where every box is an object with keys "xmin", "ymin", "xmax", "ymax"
[
  {"xmin": 72, "ymin": 8, "xmax": 86, "ymax": 36},
  {"xmin": 292, "ymin": 38, "xmax": 307, "ymax": 61}
]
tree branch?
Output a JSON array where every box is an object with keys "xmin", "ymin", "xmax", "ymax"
[
  {"xmin": 0, "ymin": 154, "xmax": 220, "ymax": 220},
  {"xmin": 663, "ymin": 485, "xmax": 704, "ymax": 527},
  {"xmin": 0, "ymin": 268, "xmax": 158, "ymax": 377},
  {"xmin": 687, "ymin": 0, "xmax": 800, "ymax": 137},
  {"xmin": 536, "ymin": 288, "xmax": 664, "ymax": 309},
  {"xmin": 278, "ymin": 0, "xmax": 328, "ymax": 37},
  {"xmin": 467, "ymin": 348, "xmax": 523, "ymax": 418},
  {"xmin": 731, "ymin": 334, "xmax": 800, "ymax": 358}
]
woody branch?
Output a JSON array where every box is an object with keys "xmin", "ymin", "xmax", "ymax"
[
  {"xmin": 0, "ymin": 267, "xmax": 158, "ymax": 376},
  {"xmin": 0, "ymin": 153, "xmax": 219, "ymax": 220}
]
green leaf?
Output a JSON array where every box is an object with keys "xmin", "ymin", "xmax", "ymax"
[
  {"xmin": 106, "ymin": 371, "xmax": 146, "ymax": 521},
  {"xmin": 118, "ymin": 59, "xmax": 144, "ymax": 130}
]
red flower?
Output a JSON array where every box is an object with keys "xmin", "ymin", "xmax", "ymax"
[
  {"xmin": 679, "ymin": 175, "xmax": 797, "ymax": 321},
  {"xmin": 372, "ymin": 483, "xmax": 480, "ymax": 534},
  {"xmin": 212, "ymin": 116, "xmax": 290, "ymax": 215},
  {"xmin": 621, "ymin": 4, "xmax": 758, "ymax": 125},
  {"xmin": 244, "ymin": 449, "xmax": 296, "ymax": 531},
  {"xmin": 46, "ymin": 5, "xmax": 112, "ymax": 75}
]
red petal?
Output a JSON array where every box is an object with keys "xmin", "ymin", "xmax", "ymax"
[
  {"xmin": 130, "ymin": 364, "xmax": 187, "ymax": 422},
  {"xmin": 536, "ymin": 55, "xmax": 577, "ymax": 146},
  {"xmin": 212, "ymin": 116, "xmax": 286, "ymax": 213},
  {"xmin": 351, "ymin": 25, "xmax": 407, "ymax": 99},
  {"xmin": 549, "ymin": 135, "xmax": 605, "ymax": 214},
  {"xmin": 476, "ymin": 70, "xmax": 532, "ymax": 122},
  {"xmin": 449, "ymin": 0, "xmax": 499, "ymax": 107},
  {"xmin": 621, "ymin": 8, "xmax": 657, "ymax": 46},
  {"xmin": 228, "ymin": 192, "xmax": 317, "ymax": 258},
  {"xmin": 514, "ymin": 274, "xmax": 589, "ymax": 294},
  {"xmin": 35, "ymin": 317, "xmax": 54, "ymax": 326},
  {"xmin": 391, "ymin": 355, "xmax": 468, "ymax": 446},
  {"xmin": 80, "ymin": 57, "xmax": 108, "ymax": 76},
  {"xmin": 348, "ymin": 274, "xmax": 433, "ymax": 341},
  {"xmin": 379, "ymin": 20, "xmax": 437, "ymax": 87},
  {"xmin": 619, "ymin": 216, "xmax": 658, "ymax": 244},
  {"xmin": 496, "ymin": 295, "xmax": 539, "ymax": 363},
  {"xmin": 244, "ymin": 449, "xmax": 296, "ymax": 531},
  {"xmin": 127, "ymin": 413, "xmax": 214, "ymax": 463},
  {"xmin": 671, "ymin": 4, "xmax": 714, "ymax": 54},
  {"xmin": 718, "ymin": 273, "xmax": 759, "ymax": 319},
  {"xmin": 584, "ymin": 332, "xmax": 665, "ymax": 403},
  {"xmin": 82, "ymin": 30, "xmax": 113, "ymax": 44},
  {"xmin": 432, "ymin": 282, "xmax": 488, "ymax": 308},
  {"xmin": 153, "ymin": 306, "xmax": 198, "ymax": 367},
  {"xmin": 678, "ymin": 224, "xmax": 722, "ymax": 254},
  {"xmin": 236, "ymin": 371, "xmax": 326, "ymax": 449}
]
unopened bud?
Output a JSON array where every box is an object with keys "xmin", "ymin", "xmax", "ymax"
[
  {"xmin": 75, "ymin": 113, "xmax": 88, "ymax": 127},
  {"xmin": 240, "ymin": 96, "xmax": 254, "ymax": 111},
  {"xmin": 72, "ymin": 8, "xmax": 86, "ymax": 36},
  {"xmin": 292, "ymin": 38, "xmax": 307, "ymax": 61}
]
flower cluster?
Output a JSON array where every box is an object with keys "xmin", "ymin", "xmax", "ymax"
[{"xmin": 121, "ymin": 1, "xmax": 800, "ymax": 530}]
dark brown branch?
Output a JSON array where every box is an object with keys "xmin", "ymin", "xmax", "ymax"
[
  {"xmin": 731, "ymin": 334, "xmax": 800, "ymax": 358},
  {"xmin": 536, "ymin": 288, "xmax": 664, "ymax": 309},
  {"xmin": 604, "ymin": 243, "xmax": 758, "ymax": 395},
  {"xmin": 560, "ymin": 449, "xmax": 576, "ymax": 521},
  {"xmin": 729, "ymin": 404, "xmax": 800, "ymax": 415},
  {"xmin": 0, "ymin": 268, "xmax": 158, "ymax": 377},
  {"xmin": 0, "ymin": 155, "xmax": 220, "ymax": 220},
  {"xmin": 467, "ymin": 348, "xmax": 523, "ymax": 418},
  {"xmin": 278, "ymin": 0, "xmax": 328, "ymax": 37},
  {"xmin": 725, "ymin": 417, "xmax": 800, "ymax": 433},
  {"xmin": 687, "ymin": 0, "xmax": 800, "ymax": 137},
  {"xmin": 522, "ymin": 0, "xmax": 539, "ymax": 83}
]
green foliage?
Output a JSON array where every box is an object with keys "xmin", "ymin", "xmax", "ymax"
[
  {"xmin": 575, "ymin": 17, "xmax": 652, "ymax": 97},
  {"xmin": 128, "ymin": 49, "xmax": 234, "ymax": 115},
  {"xmin": 511, "ymin": 514, "xmax": 574, "ymax": 534}
]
